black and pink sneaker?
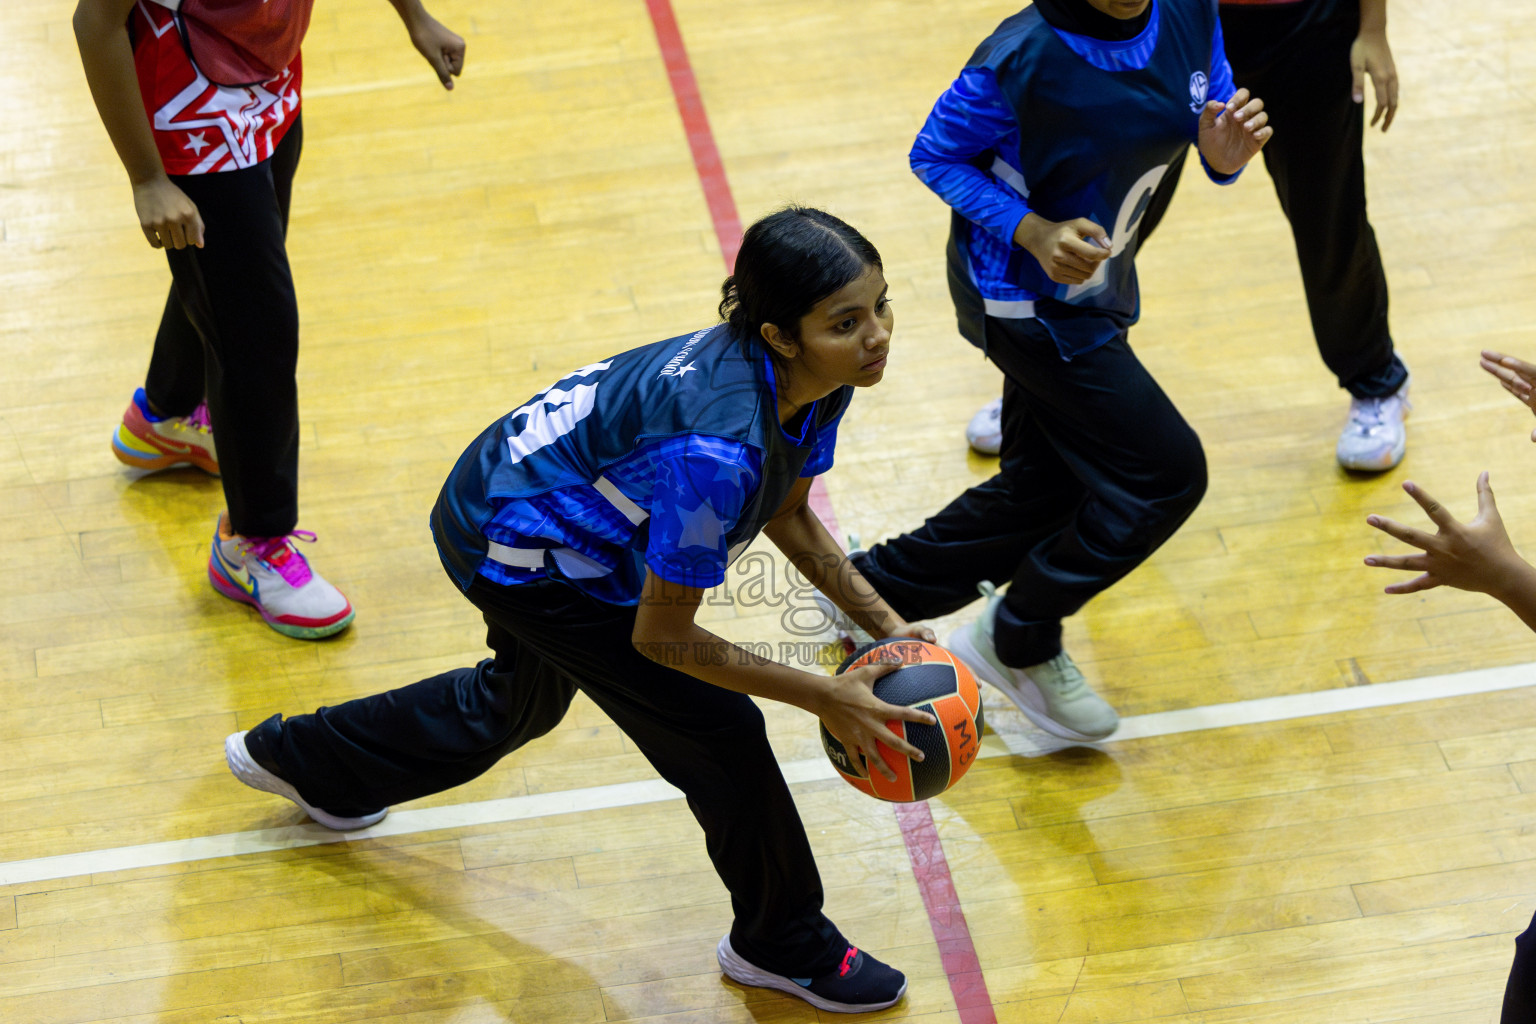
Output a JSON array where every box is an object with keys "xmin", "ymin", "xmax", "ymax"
[{"xmin": 716, "ymin": 934, "xmax": 908, "ymax": 1013}]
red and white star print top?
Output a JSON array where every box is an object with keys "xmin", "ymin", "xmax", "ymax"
[{"xmin": 129, "ymin": 0, "xmax": 302, "ymax": 175}]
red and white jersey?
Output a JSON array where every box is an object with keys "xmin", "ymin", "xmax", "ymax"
[{"xmin": 129, "ymin": 0, "xmax": 302, "ymax": 175}]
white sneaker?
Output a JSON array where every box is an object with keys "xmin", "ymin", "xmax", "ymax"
[
  {"xmin": 1336, "ymin": 380, "xmax": 1410, "ymax": 471},
  {"xmin": 966, "ymin": 397, "xmax": 1003, "ymax": 456},
  {"xmin": 946, "ymin": 583, "xmax": 1118, "ymax": 741},
  {"xmin": 207, "ymin": 513, "xmax": 355, "ymax": 639},
  {"xmin": 224, "ymin": 731, "xmax": 387, "ymax": 831}
]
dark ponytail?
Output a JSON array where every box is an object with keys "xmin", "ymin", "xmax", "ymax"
[{"xmin": 719, "ymin": 206, "xmax": 883, "ymax": 347}]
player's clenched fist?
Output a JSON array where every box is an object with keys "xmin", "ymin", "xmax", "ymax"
[
  {"xmin": 1014, "ymin": 214, "xmax": 1110, "ymax": 286},
  {"xmin": 132, "ymin": 175, "xmax": 204, "ymax": 250}
]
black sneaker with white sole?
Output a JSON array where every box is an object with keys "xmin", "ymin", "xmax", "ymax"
[
  {"xmin": 716, "ymin": 934, "xmax": 907, "ymax": 1013},
  {"xmin": 225, "ymin": 721, "xmax": 388, "ymax": 831}
]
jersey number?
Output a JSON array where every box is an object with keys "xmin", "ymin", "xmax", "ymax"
[
  {"xmin": 505, "ymin": 360, "xmax": 611, "ymax": 465},
  {"xmin": 1064, "ymin": 162, "xmax": 1169, "ymax": 302}
]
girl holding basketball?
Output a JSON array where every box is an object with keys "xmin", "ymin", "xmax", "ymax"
[{"xmin": 223, "ymin": 207, "xmax": 931, "ymax": 1014}]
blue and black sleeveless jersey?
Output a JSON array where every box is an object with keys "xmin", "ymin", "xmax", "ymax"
[
  {"xmin": 431, "ymin": 324, "xmax": 851, "ymax": 606},
  {"xmin": 911, "ymin": 0, "xmax": 1238, "ymax": 357}
]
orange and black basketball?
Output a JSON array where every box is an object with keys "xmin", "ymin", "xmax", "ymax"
[{"xmin": 819, "ymin": 637, "xmax": 984, "ymax": 802}]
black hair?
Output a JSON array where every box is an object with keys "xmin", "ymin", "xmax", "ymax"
[{"xmin": 718, "ymin": 206, "xmax": 883, "ymax": 347}]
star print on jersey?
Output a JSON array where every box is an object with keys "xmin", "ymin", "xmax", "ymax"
[
  {"xmin": 712, "ymin": 461, "xmax": 754, "ymax": 490},
  {"xmin": 131, "ymin": 0, "xmax": 302, "ymax": 175},
  {"xmin": 675, "ymin": 497, "xmax": 727, "ymax": 551},
  {"xmin": 479, "ymin": 434, "xmax": 766, "ymax": 602},
  {"xmin": 154, "ymin": 67, "xmax": 297, "ymax": 171},
  {"xmin": 648, "ymin": 453, "xmax": 747, "ymax": 589}
]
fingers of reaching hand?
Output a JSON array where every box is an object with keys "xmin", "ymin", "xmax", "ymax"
[
  {"xmin": 1383, "ymin": 573, "xmax": 1438, "ymax": 595},
  {"xmin": 1401, "ymin": 480, "xmax": 1460, "ymax": 530},
  {"xmin": 1366, "ymin": 512, "xmax": 1433, "ymax": 551},
  {"xmin": 1364, "ymin": 552, "xmax": 1429, "ymax": 572},
  {"xmin": 1481, "ymin": 356, "xmax": 1535, "ymax": 393},
  {"xmin": 1494, "ymin": 378, "xmax": 1535, "ymax": 409},
  {"xmin": 1476, "ymin": 470, "xmax": 1500, "ymax": 518},
  {"xmin": 1483, "ymin": 350, "xmax": 1536, "ymax": 385}
]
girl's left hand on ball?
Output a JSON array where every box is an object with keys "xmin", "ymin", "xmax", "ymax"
[{"xmin": 887, "ymin": 620, "xmax": 937, "ymax": 644}]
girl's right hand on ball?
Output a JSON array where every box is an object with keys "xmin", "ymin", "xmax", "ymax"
[{"xmin": 818, "ymin": 661, "xmax": 935, "ymax": 782}]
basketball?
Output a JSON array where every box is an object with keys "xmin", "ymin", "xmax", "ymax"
[{"xmin": 819, "ymin": 637, "xmax": 985, "ymax": 802}]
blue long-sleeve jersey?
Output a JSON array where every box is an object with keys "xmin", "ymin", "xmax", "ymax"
[{"xmin": 913, "ymin": 0, "xmax": 1240, "ymax": 357}]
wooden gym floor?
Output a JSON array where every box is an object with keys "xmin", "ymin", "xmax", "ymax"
[{"xmin": 4, "ymin": 0, "xmax": 1536, "ymax": 1020}]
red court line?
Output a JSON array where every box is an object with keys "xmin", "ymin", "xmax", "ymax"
[
  {"xmin": 895, "ymin": 803, "xmax": 999, "ymax": 1024},
  {"xmin": 642, "ymin": 0, "xmax": 743, "ymax": 270},
  {"xmin": 639, "ymin": 3, "xmax": 997, "ymax": 1018}
]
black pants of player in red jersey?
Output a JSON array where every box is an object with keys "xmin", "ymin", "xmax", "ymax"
[
  {"xmin": 144, "ymin": 117, "xmax": 303, "ymax": 538},
  {"xmin": 855, "ymin": 315, "xmax": 1207, "ymax": 667},
  {"xmin": 240, "ymin": 571, "xmax": 848, "ymax": 978},
  {"xmin": 1221, "ymin": 0, "xmax": 1406, "ymax": 398}
]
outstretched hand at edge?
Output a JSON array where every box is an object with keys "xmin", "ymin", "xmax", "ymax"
[{"xmin": 1364, "ymin": 474, "xmax": 1536, "ymax": 633}]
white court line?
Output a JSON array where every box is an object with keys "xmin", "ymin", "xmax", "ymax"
[{"xmin": 3, "ymin": 661, "xmax": 1532, "ymax": 887}]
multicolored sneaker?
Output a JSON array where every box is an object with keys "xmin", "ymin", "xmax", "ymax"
[
  {"xmin": 947, "ymin": 582, "xmax": 1118, "ymax": 741},
  {"xmin": 1336, "ymin": 377, "xmax": 1410, "ymax": 472},
  {"xmin": 716, "ymin": 935, "xmax": 907, "ymax": 1014},
  {"xmin": 966, "ymin": 396, "xmax": 1002, "ymax": 456},
  {"xmin": 112, "ymin": 387, "xmax": 219, "ymax": 474},
  {"xmin": 225, "ymin": 729, "xmax": 386, "ymax": 831},
  {"xmin": 207, "ymin": 513, "xmax": 354, "ymax": 639}
]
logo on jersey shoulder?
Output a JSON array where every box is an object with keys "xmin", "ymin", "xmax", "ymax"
[
  {"xmin": 660, "ymin": 328, "xmax": 710, "ymax": 378},
  {"xmin": 1188, "ymin": 70, "xmax": 1209, "ymax": 113}
]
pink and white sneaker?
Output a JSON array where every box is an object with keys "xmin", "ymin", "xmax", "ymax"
[
  {"xmin": 112, "ymin": 388, "xmax": 219, "ymax": 475},
  {"xmin": 207, "ymin": 513, "xmax": 354, "ymax": 639}
]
